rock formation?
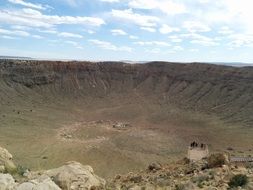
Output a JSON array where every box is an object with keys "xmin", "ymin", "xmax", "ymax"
[
  {"xmin": 0, "ymin": 174, "xmax": 16, "ymax": 190},
  {"xmin": 45, "ymin": 161, "xmax": 106, "ymax": 190},
  {"xmin": 0, "ymin": 146, "xmax": 106, "ymax": 190},
  {"xmin": 16, "ymin": 175, "xmax": 61, "ymax": 190},
  {"xmin": 0, "ymin": 147, "xmax": 16, "ymax": 174},
  {"xmin": 1, "ymin": 145, "xmax": 253, "ymax": 189}
]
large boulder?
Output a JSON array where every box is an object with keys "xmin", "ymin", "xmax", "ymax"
[
  {"xmin": 16, "ymin": 175, "xmax": 61, "ymax": 190},
  {"xmin": 0, "ymin": 146, "xmax": 16, "ymax": 174},
  {"xmin": 45, "ymin": 161, "xmax": 106, "ymax": 190},
  {"xmin": 0, "ymin": 173, "xmax": 16, "ymax": 190}
]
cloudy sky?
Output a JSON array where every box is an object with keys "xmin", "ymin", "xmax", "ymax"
[{"xmin": 0, "ymin": 0, "xmax": 253, "ymax": 62}]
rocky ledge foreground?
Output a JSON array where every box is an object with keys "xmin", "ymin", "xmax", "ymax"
[{"xmin": 1, "ymin": 146, "xmax": 253, "ymax": 190}]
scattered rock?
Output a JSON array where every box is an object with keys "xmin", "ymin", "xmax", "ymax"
[
  {"xmin": 16, "ymin": 175, "xmax": 61, "ymax": 190},
  {"xmin": 45, "ymin": 161, "xmax": 106, "ymax": 190},
  {"xmin": 129, "ymin": 175, "xmax": 142, "ymax": 183},
  {"xmin": 148, "ymin": 162, "xmax": 162, "ymax": 171},
  {"xmin": 61, "ymin": 134, "xmax": 72, "ymax": 139},
  {"xmin": 0, "ymin": 174, "xmax": 16, "ymax": 190},
  {"xmin": 0, "ymin": 146, "xmax": 16, "ymax": 174},
  {"xmin": 112, "ymin": 123, "xmax": 132, "ymax": 130}
]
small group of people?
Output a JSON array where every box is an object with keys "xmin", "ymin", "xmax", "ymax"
[{"xmin": 190, "ymin": 141, "xmax": 206, "ymax": 149}]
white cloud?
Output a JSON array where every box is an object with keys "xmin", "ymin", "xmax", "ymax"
[
  {"xmin": 129, "ymin": 35, "xmax": 138, "ymax": 39},
  {"xmin": 189, "ymin": 48, "xmax": 199, "ymax": 52},
  {"xmin": 38, "ymin": 29, "xmax": 57, "ymax": 34},
  {"xmin": 183, "ymin": 21, "xmax": 211, "ymax": 33},
  {"xmin": 129, "ymin": 0, "xmax": 186, "ymax": 15},
  {"xmin": 202, "ymin": 0, "xmax": 253, "ymax": 34},
  {"xmin": 0, "ymin": 28, "xmax": 30, "ymax": 37},
  {"xmin": 1, "ymin": 35, "xmax": 18, "ymax": 39},
  {"xmin": 111, "ymin": 9, "xmax": 159, "ymax": 27},
  {"xmin": 89, "ymin": 39, "xmax": 132, "ymax": 52},
  {"xmin": 84, "ymin": 29, "xmax": 95, "ymax": 34},
  {"xmin": 173, "ymin": 45, "xmax": 184, "ymax": 51},
  {"xmin": 100, "ymin": 0, "xmax": 119, "ymax": 2},
  {"xmin": 58, "ymin": 32, "xmax": 83, "ymax": 38},
  {"xmin": 32, "ymin": 34, "xmax": 43, "ymax": 39},
  {"xmin": 227, "ymin": 33, "xmax": 253, "ymax": 48},
  {"xmin": 169, "ymin": 35, "xmax": 182, "ymax": 43},
  {"xmin": 182, "ymin": 33, "xmax": 219, "ymax": 46},
  {"xmin": 218, "ymin": 26, "xmax": 234, "ymax": 35},
  {"xmin": 65, "ymin": 41, "xmax": 78, "ymax": 46},
  {"xmin": 111, "ymin": 29, "xmax": 127, "ymax": 36},
  {"xmin": 0, "ymin": 8, "xmax": 105, "ymax": 28},
  {"xmin": 10, "ymin": 25, "xmax": 31, "ymax": 30},
  {"xmin": 65, "ymin": 40, "xmax": 83, "ymax": 49},
  {"xmin": 140, "ymin": 27, "xmax": 156, "ymax": 33},
  {"xmin": 7, "ymin": 0, "xmax": 48, "ymax": 10},
  {"xmin": 63, "ymin": 0, "xmax": 78, "ymax": 7},
  {"xmin": 134, "ymin": 41, "xmax": 170, "ymax": 47},
  {"xmin": 159, "ymin": 24, "xmax": 180, "ymax": 34},
  {"xmin": 146, "ymin": 48, "xmax": 161, "ymax": 54}
]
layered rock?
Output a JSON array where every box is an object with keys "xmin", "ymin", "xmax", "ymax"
[{"xmin": 1, "ymin": 60, "xmax": 253, "ymax": 126}]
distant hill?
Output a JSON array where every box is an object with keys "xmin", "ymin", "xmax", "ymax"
[
  {"xmin": 212, "ymin": 62, "xmax": 253, "ymax": 67},
  {"xmin": 0, "ymin": 56, "xmax": 33, "ymax": 60}
]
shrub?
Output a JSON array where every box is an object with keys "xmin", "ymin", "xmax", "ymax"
[
  {"xmin": 192, "ymin": 175, "xmax": 209, "ymax": 184},
  {"xmin": 16, "ymin": 165, "xmax": 29, "ymax": 176},
  {"xmin": 197, "ymin": 183, "xmax": 203, "ymax": 188},
  {"xmin": 245, "ymin": 162, "xmax": 253, "ymax": 169},
  {"xmin": 175, "ymin": 184, "xmax": 185, "ymax": 190},
  {"xmin": 207, "ymin": 153, "xmax": 226, "ymax": 168},
  {"xmin": 228, "ymin": 174, "xmax": 248, "ymax": 188}
]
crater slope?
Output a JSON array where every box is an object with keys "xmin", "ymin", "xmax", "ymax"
[{"xmin": 0, "ymin": 60, "xmax": 253, "ymax": 178}]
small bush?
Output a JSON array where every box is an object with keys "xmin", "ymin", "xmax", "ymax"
[
  {"xmin": 175, "ymin": 184, "xmax": 185, "ymax": 190},
  {"xmin": 192, "ymin": 175, "xmax": 209, "ymax": 184},
  {"xmin": 16, "ymin": 165, "xmax": 29, "ymax": 176},
  {"xmin": 207, "ymin": 153, "xmax": 226, "ymax": 168},
  {"xmin": 228, "ymin": 174, "xmax": 248, "ymax": 188},
  {"xmin": 197, "ymin": 183, "xmax": 203, "ymax": 188},
  {"xmin": 245, "ymin": 162, "xmax": 253, "ymax": 169}
]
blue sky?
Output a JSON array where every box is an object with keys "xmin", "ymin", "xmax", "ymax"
[{"xmin": 0, "ymin": 0, "xmax": 253, "ymax": 62}]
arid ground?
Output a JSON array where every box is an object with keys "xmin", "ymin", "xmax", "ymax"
[{"xmin": 0, "ymin": 60, "xmax": 253, "ymax": 179}]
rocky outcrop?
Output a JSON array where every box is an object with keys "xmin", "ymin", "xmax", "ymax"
[
  {"xmin": 45, "ymin": 161, "xmax": 106, "ymax": 190},
  {"xmin": 0, "ymin": 146, "xmax": 105, "ymax": 190},
  {"xmin": 16, "ymin": 175, "xmax": 61, "ymax": 190},
  {"xmin": 0, "ymin": 174, "xmax": 16, "ymax": 190},
  {"xmin": 1, "ymin": 145, "xmax": 253, "ymax": 189},
  {"xmin": 108, "ymin": 157, "xmax": 253, "ymax": 190},
  {"xmin": 0, "ymin": 147, "xmax": 16, "ymax": 174}
]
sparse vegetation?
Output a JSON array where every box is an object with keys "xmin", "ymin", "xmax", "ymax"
[
  {"xmin": 1, "ymin": 60, "xmax": 253, "ymax": 180},
  {"xmin": 228, "ymin": 174, "xmax": 248, "ymax": 188},
  {"xmin": 16, "ymin": 165, "xmax": 29, "ymax": 176},
  {"xmin": 207, "ymin": 153, "xmax": 227, "ymax": 168},
  {"xmin": 192, "ymin": 174, "xmax": 209, "ymax": 188},
  {"xmin": 175, "ymin": 184, "xmax": 185, "ymax": 190}
]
